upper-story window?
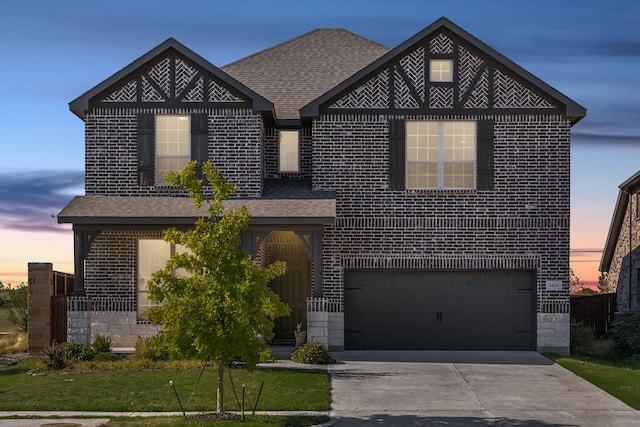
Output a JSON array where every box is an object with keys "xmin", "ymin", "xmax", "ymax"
[
  {"xmin": 137, "ymin": 113, "xmax": 207, "ymax": 186},
  {"xmin": 279, "ymin": 130, "xmax": 299, "ymax": 173},
  {"xmin": 390, "ymin": 119, "xmax": 493, "ymax": 192},
  {"xmin": 155, "ymin": 115, "xmax": 191, "ymax": 185},
  {"xmin": 406, "ymin": 121, "xmax": 476, "ymax": 190},
  {"xmin": 429, "ymin": 59, "xmax": 453, "ymax": 82}
]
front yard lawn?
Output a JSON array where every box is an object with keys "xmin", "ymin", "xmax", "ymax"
[
  {"xmin": 0, "ymin": 358, "xmax": 330, "ymax": 412},
  {"xmin": 553, "ymin": 354, "xmax": 640, "ymax": 409}
]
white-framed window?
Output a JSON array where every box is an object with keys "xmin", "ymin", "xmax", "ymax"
[
  {"xmin": 406, "ymin": 121, "xmax": 476, "ymax": 190},
  {"xmin": 279, "ymin": 130, "xmax": 299, "ymax": 172},
  {"xmin": 137, "ymin": 239, "xmax": 189, "ymax": 320},
  {"xmin": 429, "ymin": 59, "xmax": 453, "ymax": 82},
  {"xmin": 155, "ymin": 115, "xmax": 190, "ymax": 184}
]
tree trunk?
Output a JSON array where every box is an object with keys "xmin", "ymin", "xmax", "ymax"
[{"xmin": 216, "ymin": 354, "xmax": 224, "ymax": 414}]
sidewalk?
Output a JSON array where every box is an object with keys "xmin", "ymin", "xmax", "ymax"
[{"xmin": 0, "ymin": 410, "xmax": 330, "ymax": 426}]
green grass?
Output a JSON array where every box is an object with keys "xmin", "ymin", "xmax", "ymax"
[
  {"xmin": 554, "ymin": 354, "xmax": 640, "ymax": 409},
  {"xmin": 0, "ymin": 358, "xmax": 330, "ymax": 412},
  {"xmin": 106, "ymin": 415, "xmax": 329, "ymax": 426},
  {"xmin": 0, "ymin": 415, "xmax": 330, "ymax": 427}
]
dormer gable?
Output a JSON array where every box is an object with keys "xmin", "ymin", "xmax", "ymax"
[
  {"xmin": 69, "ymin": 38, "xmax": 274, "ymax": 121},
  {"xmin": 301, "ymin": 17, "xmax": 586, "ymax": 124}
]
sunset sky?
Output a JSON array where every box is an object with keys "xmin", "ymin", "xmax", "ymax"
[{"xmin": 1, "ymin": 0, "xmax": 639, "ymax": 288}]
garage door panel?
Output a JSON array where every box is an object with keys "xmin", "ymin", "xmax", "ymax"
[{"xmin": 345, "ymin": 270, "xmax": 535, "ymax": 351}]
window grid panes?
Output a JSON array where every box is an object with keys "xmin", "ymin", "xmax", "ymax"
[
  {"xmin": 406, "ymin": 121, "xmax": 476, "ymax": 190},
  {"xmin": 279, "ymin": 130, "xmax": 299, "ymax": 172},
  {"xmin": 138, "ymin": 240, "xmax": 189, "ymax": 320},
  {"xmin": 156, "ymin": 115, "xmax": 190, "ymax": 184},
  {"xmin": 429, "ymin": 59, "xmax": 453, "ymax": 82}
]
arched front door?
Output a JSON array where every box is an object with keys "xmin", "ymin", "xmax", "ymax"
[{"xmin": 264, "ymin": 231, "xmax": 312, "ymax": 343}]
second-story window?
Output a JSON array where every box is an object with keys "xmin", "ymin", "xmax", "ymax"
[
  {"xmin": 155, "ymin": 115, "xmax": 191, "ymax": 184},
  {"xmin": 406, "ymin": 120, "xmax": 476, "ymax": 190},
  {"xmin": 279, "ymin": 130, "xmax": 299, "ymax": 173}
]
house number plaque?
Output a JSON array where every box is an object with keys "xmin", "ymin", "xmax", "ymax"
[{"xmin": 545, "ymin": 280, "xmax": 563, "ymax": 291}]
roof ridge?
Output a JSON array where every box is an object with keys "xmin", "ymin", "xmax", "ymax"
[{"xmin": 222, "ymin": 28, "xmax": 387, "ymax": 69}]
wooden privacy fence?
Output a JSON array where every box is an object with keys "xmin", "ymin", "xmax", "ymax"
[
  {"xmin": 51, "ymin": 271, "xmax": 74, "ymax": 344},
  {"xmin": 570, "ymin": 292, "xmax": 617, "ymax": 338}
]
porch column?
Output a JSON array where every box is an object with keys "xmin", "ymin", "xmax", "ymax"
[
  {"xmin": 72, "ymin": 228, "xmax": 101, "ymax": 296},
  {"xmin": 241, "ymin": 229, "xmax": 270, "ymax": 257},
  {"xmin": 294, "ymin": 229, "xmax": 324, "ymax": 297}
]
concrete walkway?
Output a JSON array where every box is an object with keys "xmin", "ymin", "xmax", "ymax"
[{"xmin": 328, "ymin": 351, "xmax": 640, "ymax": 426}]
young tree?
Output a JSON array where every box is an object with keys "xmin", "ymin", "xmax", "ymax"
[
  {"xmin": 569, "ymin": 268, "xmax": 584, "ymax": 294},
  {"xmin": 597, "ymin": 271, "xmax": 615, "ymax": 293},
  {"xmin": 5, "ymin": 283, "xmax": 28, "ymax": 331},
  {"xmin": 148, "ymin": 161, "xmax": 290, "ymax": 414}
]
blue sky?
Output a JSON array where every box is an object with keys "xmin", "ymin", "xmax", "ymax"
[{"xmin": 1, "ymin": 0, "xmax": 639, "ymax": 285}]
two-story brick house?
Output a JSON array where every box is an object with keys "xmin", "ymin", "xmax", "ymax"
[{"xmin": 58, "ymin": 17, "xmax": 585, "ymax": 355}]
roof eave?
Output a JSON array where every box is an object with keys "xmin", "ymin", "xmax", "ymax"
[
  {"xmin": 58, "ymin": 215, "xmax": 334, "ymax": 226},
  {"xmin": 600, "ymin": 190, "xmax": 629, "ymax": 272}
]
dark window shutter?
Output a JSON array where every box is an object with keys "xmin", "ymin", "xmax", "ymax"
[
  {"xmin": 191, "ymin": 113, "xmax": 208, "ymax": 179},
  {"xmin": 389, "ymin": 119, "xmax": 406, "ymax": 191},
  {"xmin": 137, "ymin": 113, "xmax": 155, "ymax": 186},
  {"xmin": 477, "ymin": 119, "xmax": 495, "ymax": 191}
]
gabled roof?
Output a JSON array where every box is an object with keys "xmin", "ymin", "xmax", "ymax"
[
  {"xmin": 69, "ymin": 38, "xmax": 274, "ymax": 120},
  {"xmin": 222, "ymin": 29, "xmax": 390, "ymax": 122},
  {"xmin": 301, "ymin": 17, "xmax": 587, "ymax": 124},
  {"xmin": 600, "ymin": 171, "xmax": 640, "ymax": 272}
]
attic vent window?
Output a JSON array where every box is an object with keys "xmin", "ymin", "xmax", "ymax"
[{"xmin": 429, "ymin": 59, "xmax": 453, "ymax": 82}]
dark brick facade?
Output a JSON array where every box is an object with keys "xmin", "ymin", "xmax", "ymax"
[
  {"xmin": 314, "ymin": 114, "xmax": 570, "ymax": 316},
  {"xmin": 85, "ymin": 108, "xmax": 263, "ymax": 198}
]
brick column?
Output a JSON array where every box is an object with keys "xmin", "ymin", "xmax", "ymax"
[{"xmin": 27, "ymin": 263, "xmax": 53, "ymax": 354}]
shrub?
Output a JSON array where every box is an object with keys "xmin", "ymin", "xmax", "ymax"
[
  {"xmin": 41, "ymin": 343, "xmax": 68, "ymax": 370},
  {"xmin": 93, "ymin": 351, "xmax": 118, "ymax": 362},
  {"xmin": 91, "ymin": 334, "xmax": 112, "ymax": 354},
  {"xmin": 131, "ymin": 336, "xmax": 169, "ymax": 361},
  {"xmin": 60, "ymin": 342, "xmax": 95, "ymax": 362},
  {"xmin": 291, "ymin": 342, "xmax": 335, "ymax": 364},
  {"xmin": 612, "ymin": 311, "xmax": 640, "ymax": 355},
  {"xmin": 40, "ymin": 342, "xmax": 96, "ymax": 370}
]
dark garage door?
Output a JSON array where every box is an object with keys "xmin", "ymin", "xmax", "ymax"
[{"xmin": 345, "ymin": 270, "xmax": 536, "ymax": 350}]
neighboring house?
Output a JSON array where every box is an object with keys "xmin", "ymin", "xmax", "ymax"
[
  {"xmin": 600, "ymin": 171, "xmax": 640, "ymax": 311},
  {"xmin": 58, "ymin": 17, "xmax": 585, "ymax": 355}
]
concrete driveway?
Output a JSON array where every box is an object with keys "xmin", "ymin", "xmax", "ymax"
[{"xmin": 328, "ymin": 351, "xmax": 640, "ymax": 426}]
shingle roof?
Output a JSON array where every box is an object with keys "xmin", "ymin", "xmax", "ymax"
[
  {"xmin": 222, "ymin": 29, "xmax": 390, "ymax": 120},
  {"xmin": 58, "ymin": 195, "xmax": 335, "ymax": 225}
]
